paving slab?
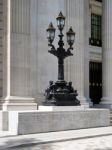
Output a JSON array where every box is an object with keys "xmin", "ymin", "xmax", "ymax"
[{"xmin": 1, "ymin": 126, "xmax": 112, "ymax": 149}]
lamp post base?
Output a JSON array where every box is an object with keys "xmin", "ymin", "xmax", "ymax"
[{"xmin": 44, "ymin": 80, "xmax": 80, "ymax": 106}]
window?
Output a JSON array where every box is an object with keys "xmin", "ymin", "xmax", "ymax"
[{"xmin": 89, "ymin": 14, "xmax": 102, "ymax": 47}]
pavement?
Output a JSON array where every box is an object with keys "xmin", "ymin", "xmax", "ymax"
[
  {"xmin": 0, "ymin": 132, "xmax": 13, "ymax": 138},
  {"xmin": 1, "ymin": 126, "xmax": 112, "ymax": 149}
]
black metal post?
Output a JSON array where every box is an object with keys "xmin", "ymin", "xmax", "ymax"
[
  {"xmin": 58, "ymin": 58, "xmax": 64, "ymax": 80},
  {"xmin": 58, "ymin": 28, "xmax": 64, "ymax": 81}
]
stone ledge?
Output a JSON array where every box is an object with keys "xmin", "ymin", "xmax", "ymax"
[{"xmin": 2, "ymin": 108, "xmax": 109, "ymax": 135}]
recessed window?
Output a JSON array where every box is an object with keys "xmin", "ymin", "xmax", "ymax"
[{"xmin": 89, "ymin": 14, "xmax": 102, "ymax": 47}]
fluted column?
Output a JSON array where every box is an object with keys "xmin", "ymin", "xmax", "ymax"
[
  {"xmin": 64, "ymin": 0, "xmax": 89, "ymax": 106},
  {"xmin": 1, "ymin": 0, "xmax": 37, "ymax": 110},
  {"xmin": 101, "ymin": 0, "xmax": 112, "ymax": 108}
]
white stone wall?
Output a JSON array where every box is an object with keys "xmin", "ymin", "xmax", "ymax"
[{"xmin": 31, "ymin": 0, "xmax": 65, "ymax": 103}]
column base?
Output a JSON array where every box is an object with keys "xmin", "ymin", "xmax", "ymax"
[
  {"xmin": 0, "ymin": 96, "xmax": 37, "ymax": 111},
  {"xmin": 100, "ymin": 97, "xmax": 112, "ymax": 109},
  {"xmin": 77, "ymin": 95, "xmax": 89, "ymax": 108},
  {"xmin": 87, "ymin": 98, "xmax": 93, "ymax": 107}
]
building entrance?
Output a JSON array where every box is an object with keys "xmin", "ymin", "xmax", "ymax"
[{"xmin": 89, "ymin": 62, "xmax": 102, "ymax": 104}]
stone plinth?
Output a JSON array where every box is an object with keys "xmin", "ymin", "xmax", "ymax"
[
  {"xmin": 39, "ymin": 105, "xmax": 89, "ymax": 111},
  {"xmin": 0, "ymin": 108, "xmax": 109, "ymax": 135}
]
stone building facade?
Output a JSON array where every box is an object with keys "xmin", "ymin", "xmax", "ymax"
[{"xmin": 0, "ymin": 0, "xmax": 111, "ymax": 110}]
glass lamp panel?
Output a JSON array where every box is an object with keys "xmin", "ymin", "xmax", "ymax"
[
  {"xmin": 47, "ymin": 29, "xmax": 55, "ymax": 41},
  {"xmin": 67, "ymin": 27, "xmax": 75, "ymax": 44},
  {"xmin": 57, "ymin": 18, "xmax": 65, "ymax": 29},
  {"xmin": 67, "ymin": 34, "xmax": 75, "ymax": 44},
  {"xmin": 70, "ymin": 34, "xmax": 75, "ymax": 43},
  {"xmin": 46, "ymin": 22, "xmax": 55, "ymax": 41},
  {"xmin": 60, "ymin": 18, "xmax": 65, "ymax": 26},
  {"xmin": 67, "ymin": 35, "xmax": 71, "ymax": 42},
  {"xmin": 57, "ymin": 19, "xmax": 60, "ymax": 26},
  {"xmin": 50, "ymin": 30, "xmax": 55, "ymax": 40},
  {"xmin": 47, "ymin": 30, "xmax": 50, "ymax": 39}
]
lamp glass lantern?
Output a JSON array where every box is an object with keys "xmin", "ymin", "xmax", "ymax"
[
  {"xmin": 46, "ymin": 22, "xmax": 56, "ymax": 42},
  {"xmin": 66, "ymin": 27, "xmax": 75, "ymax": 45},
  {"xmin": 56, "ymin": 12, "xmax": 65, "ymax": 30}
]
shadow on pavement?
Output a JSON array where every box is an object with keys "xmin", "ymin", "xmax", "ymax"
[{"xmin": 0, "ymin": 137, "xmax": 52, "ymax": 150}]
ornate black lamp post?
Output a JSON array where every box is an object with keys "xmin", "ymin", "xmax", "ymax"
[{"xmin": 44, "ymin": 12, "xmax": 80, "ymax": 106}]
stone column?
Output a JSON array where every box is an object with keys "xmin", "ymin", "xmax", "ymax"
[
  {"xmin": 64, "ymin": 0, "xmax": 89, "ymax": 106},
  {"xmin": 101, "ymin": 0, "xmax": 112, "ymax": 108},
  {"xmin": 1, "ymin": 0, "xmax": 37, "ymax": 110},
  {"xmin": 84, "ymin": 0, "xmax": 92, "ymax": 106}
]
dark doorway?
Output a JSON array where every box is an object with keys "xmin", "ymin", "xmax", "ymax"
[{"xmin": 89, "ymin": 61, "xmax": 102, "ymax": 104}]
